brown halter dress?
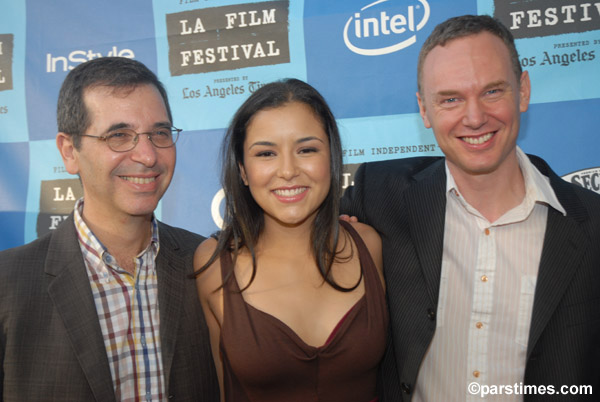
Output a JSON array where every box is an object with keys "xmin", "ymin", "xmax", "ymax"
[{"xmin": 218, "ymin": 220, "xmax": 389, "ymax": 402}]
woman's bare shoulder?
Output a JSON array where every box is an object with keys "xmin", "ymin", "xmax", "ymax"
[
  {"xmin": 194, "ymin": 237, "xmax": 219, "ymax": 265},
  {"xmin": 346, "ymin": 221, "xmax": 384, "ymax": 287},
  {"xmin": 347, "ymin": 221, "xmax": 379, "ymax": 242},
  {"xmin": 193, "ymin": 237, "xmax": 223, "ymax": 299}
]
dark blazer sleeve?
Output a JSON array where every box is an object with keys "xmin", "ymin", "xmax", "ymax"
[
  {"xmin": 0, "ymin": 219, "xmax": 115, "ymax": 402},
  {"xmin": 341, "ymin": 157, "xmax": 445, "ymax": 227},
  {"xmin": 0, "ymin": 219, "xmax": 221, "ymax": 402},
  {"xmin": 523, "ymin": 155, "xmax": 600, "ymax": 399},
  {"xmin": 156, "ymin": 223, "xmax": 220, "ymax": 402}
]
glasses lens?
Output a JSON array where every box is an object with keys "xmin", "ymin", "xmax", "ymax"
[
  {"xmin": 106, "ymin": 129, "xmax": 136, "ymax": 151},
  {"xmin": 151, "ymin": 128, "xmax": 178, "ymax": 148}
]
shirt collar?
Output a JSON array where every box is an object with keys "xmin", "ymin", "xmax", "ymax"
[
  {"xmin": 514, "ymin": 147, "xmax": 566, "ymax": 216},
  {"xmin": 445, "ymin": 146, "xmax": 566, "ymax": 216},
  {"xmin": 73, "ymin": 198, "xmax": 160, "ymax": 263}
]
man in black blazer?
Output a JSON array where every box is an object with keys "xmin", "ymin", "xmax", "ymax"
[
  {"xmin": 342, "ymin": 15, "xmax": 600, "ymax": 401},
  {"xmin": 0, "ymin": 58, "xmax": 219, "ymax": 401}
]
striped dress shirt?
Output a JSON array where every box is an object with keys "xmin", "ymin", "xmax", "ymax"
[
  {"xmin": 413, "ymin": 147, "xmax": 566, "ymax": 402},
  {"xmin": 74, "ymin": 198, "xmax": 165, "ymax": 401}
]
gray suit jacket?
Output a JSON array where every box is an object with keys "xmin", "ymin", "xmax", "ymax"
[
  {"xmin": 342, "ymin": 155, "xmax": 600, "ymax": 401},
  {"xmin": 0, "ymin": 214, "xmax": 219, "ymax": 401}
]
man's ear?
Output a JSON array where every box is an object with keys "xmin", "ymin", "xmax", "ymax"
[
  {"xmin": 416, "ymin": 92, "xmax": 432, "ymax": 129},
  {"xmin": 519, "ymin": 70, "xmax": 531, "ymax": 113},
  {"xmin": 238, "ymin": 162, "xmax": 248, "ymax": 186},
  {"xmin": 56, "ymin": 133, "xmax": 80, "ymax": 175}
]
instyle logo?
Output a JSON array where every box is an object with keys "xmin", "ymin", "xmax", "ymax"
[
  {"xmin": 343, "ymin": 0, "xmax": 430, "ymax": 56},
  {"xmin": 562, "ymin": 167, "xmax": 600, "ymax": 194},
  {"xmin": 46, "ymin": 46, "xmax": 135, "ymax": 73}
]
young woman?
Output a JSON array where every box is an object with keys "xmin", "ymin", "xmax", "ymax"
[{"xmin": 194, "ymin": 79, "xmax": 388, "ymax": 402}]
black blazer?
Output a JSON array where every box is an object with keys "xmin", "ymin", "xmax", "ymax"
[
  {"xmin": 342, "ymin": 155, "xmax": 600, "ymax": 401},
  {"xmin": 0, "ymin": 214, "xmax": 219, "ymax": 401}
]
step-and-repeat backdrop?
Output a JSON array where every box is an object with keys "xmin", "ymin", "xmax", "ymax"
[{"xmin": 1, "ymin": 0, "xmax": 599, "ymax": 250}]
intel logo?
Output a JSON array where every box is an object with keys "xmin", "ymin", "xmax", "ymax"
[{"xmin": 343, "ymin": 0, "xmax": 430, "ymax": 56}]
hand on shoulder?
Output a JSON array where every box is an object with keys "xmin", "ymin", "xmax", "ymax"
[{"xmin": 339, "ymin": 214, "xmax": 358, "ymax": 223}]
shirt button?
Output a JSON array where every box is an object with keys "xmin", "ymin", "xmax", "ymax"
[
  {"xmin": 481, "ymin": 275, "xmax": 488, "ymax": 282},
  {"xmin": 473, "ymin": 370, "xmax": 481, "ymax": 378},
  {"xmin": 476, "ymin": 322, "xmax": 483, "ymax": 329},
  {"xmin": 484, "ymin": 228, "xmax": 490, "ymax": 235},
  {"xmin": 427, "ymin": 308, "xmax": 436, "ymax": 320}
]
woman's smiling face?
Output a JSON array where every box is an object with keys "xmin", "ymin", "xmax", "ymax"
[{"xmin": 240, "ymin": 101, "xmax": 331, "ymax": 228}]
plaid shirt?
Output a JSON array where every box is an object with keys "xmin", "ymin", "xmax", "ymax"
[{"xmin": 74, "ymin": 199, "xmax": 165, "ymax": 401}]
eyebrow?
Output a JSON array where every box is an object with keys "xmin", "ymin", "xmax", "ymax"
[
  {"xmin": 483, "ymin": 80, "xmax": 509, "ymax": 91},
  {"xmin": 435, "ymin": 90, "xmax": 460, "ymax": 98},
  {"xmin": 105, "ymin": 121, "xmax": 172, "ymax": 133},
  {"xmin": 248, "ymin": 136, "xmax": 325, "ymax": 149},
  {"xmin": 435, "ymin": 80, "xmax": 510, "ymax": 98}
]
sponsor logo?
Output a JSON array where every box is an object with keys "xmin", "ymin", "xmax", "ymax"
[
  {"xmin": 562, "ymin": 167, "xmax": 600, "ymax": 194},
  {"xmin": 211, "ymin": 188, "xmax": 225, "ymax": 228},
  {"xmin": 37, "ymin": 179, "xmax": 83, "ymax": 237},
  {"xmin": 0, "ymin": 34, "xmax": 14, "ymax": 91},
  {"xmin": 45, "ymin": 46, "xmax": 135, "ymax": 73},
  {"xmin": 343, "ymin": 0, "xmax": 431, "ymax": 56},
  {"xmin": 166, "ymin": 1, "xmax": 290, "ymax": 75},
  {"xmin": 494, "ymin": 0, "xmax": 600, "ymax": 39}
]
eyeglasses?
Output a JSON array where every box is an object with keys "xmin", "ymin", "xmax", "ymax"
[{"xmin": 78, "ymin": 127, "xmax": 181, "ymax": 152}]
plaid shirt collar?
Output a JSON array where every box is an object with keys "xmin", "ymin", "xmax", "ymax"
[{"xmin": 72, "ymin": 197, "xmax": 160, "ymax": 271}]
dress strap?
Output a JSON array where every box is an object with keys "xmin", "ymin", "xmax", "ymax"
[
  {"xmin": 338, "ymin": 220, "xmax": 383, "ymax": 295},
  {"xmin": 219, "ymin": 250, "xmax": 241, "ymax": 292},
  {"xmin": 339, "ymin": 220, "xmax": 369, "ymax": 256}
]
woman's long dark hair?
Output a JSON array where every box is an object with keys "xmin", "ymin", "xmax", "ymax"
[{"xmin": 193, "ymin": 78, "xmax": 357, "ymax": 292}]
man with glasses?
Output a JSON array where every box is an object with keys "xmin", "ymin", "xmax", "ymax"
[{"xmin": 0, "ymin": 57, "xmax": 219, "ymax": 401}]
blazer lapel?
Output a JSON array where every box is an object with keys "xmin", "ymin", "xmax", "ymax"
[
  {"xmin": 404, "ymin": 159, "xmax": 447, "ymax": 306},
  {"xmin": 526, "ymin": 158, "xmax": 591, "ymax": 357},
  {"xmin": 155, "ymin": 226, "xmax": 186, "ymax": 393},
  {"xmin": 45, "ymin": 215, "xmax": 116, "ymax": 402}
]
